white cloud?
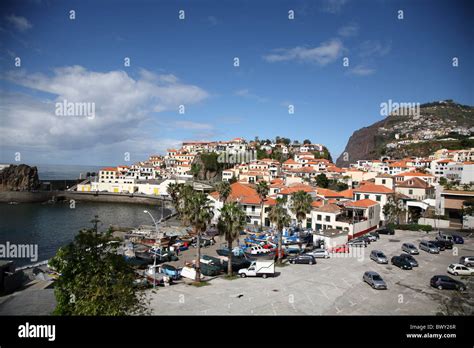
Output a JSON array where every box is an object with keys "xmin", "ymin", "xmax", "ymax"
[
  {"xmin": 338, "ymin": 23, "xmax": 359, "ymax": 37},
  {"xmin": 359, "ymin": 40, "xmax": 391, "ymax": 58},
  {"xmin": 321, "ymin": 0, "xmax": 348, "ymax": 14},
  {"xmin": 173, "ymin": 121, "xmax": 214, "ymax": 130},
  {"xmin": 263, "ymin": 39, "xmax": 344, "ymax": 66},
  {"xmin": 5, "ymin": 14, "xmax": 32, "ymax": 32},
  {"xmin": 234, "ymin": 89, "xmax": 267, "ymax": 102},
  {"xmin": 0, "ymin": 66, "xmax": 209, "ymax": 163},
  {"xmin": 348, "ymin": 64, "xmax": 375, "ymax": 76}
]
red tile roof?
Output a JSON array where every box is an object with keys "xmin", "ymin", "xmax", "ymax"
[{"xmin": 353, "ymin": 183, "xmax": 394, "ymax": 194}]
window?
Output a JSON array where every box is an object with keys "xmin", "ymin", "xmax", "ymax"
[
  {"xmin": 365, "ymin": 194, "xmax": 370, "ymax": 199},
  {"xmin": 317, "ymin": 214, "xmax": 322, "ymax": 221},
  {"xmin": 356, "ymin": 194, "xmax": 361, "ymax": 200},
  {"xmin": 409, "ymin": 189, "xmax": 413, "ymax": 195},
  {"xmin": 325, "ymin": 216, "xmax": 330, "ymax": 222},
  {"xmin": 376, "ymin": 195, "xmax": 381, "ymax": 202},
  {"xmin": 251, "ymin": 206, "xmax": 255, "ymax": 212},
  {"xmin": 382, "ymin": 179, "xmax": 386, "ymax": 184}
]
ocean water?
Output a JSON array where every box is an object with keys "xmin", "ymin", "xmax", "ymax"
[
  {"xmin": 0, "ymin": 202, "xmax": 171, "ymax": 267},
  {"xmin": 32, "ymin": 164, "xmax": 104, "ymax": 180}
]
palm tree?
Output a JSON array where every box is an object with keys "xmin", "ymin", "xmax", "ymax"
[
  {"xmin": 290, "ymin": 190, "xmax": 312, "ymax": 230},
  {"xmin": 216, "ymin": 181, "xmax": 231, "ymax": 203},
  {"xmin": 217, "ymin": 202, "xmax": 246, "ymax": 276},
  {"xmin": 167, "ymin": 182, "xmax": 182, "ymax": 215},
  {"xmin": 268, "ymin": 198, "xmax": 290, "ymax": 265},
  {"xmin": 256, "ymin": 181, "xmax": 269, "ymax": 228},
  {"xmin": 181, "ymin": 190, "xmax": 214, "ymax": 282}
]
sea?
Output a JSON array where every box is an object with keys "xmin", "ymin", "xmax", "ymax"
[{"xmin": 32, "ymin": 163, "xmax": 104, "ymax": 180}]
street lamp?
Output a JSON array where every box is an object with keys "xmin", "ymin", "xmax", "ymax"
[
  {"xmin": 143, "ymin": 210, "xmax": 159, "ymax": 234},
  {"xmin": 144, "ymin": 210, "xmax": 158, "ymax": 288}
]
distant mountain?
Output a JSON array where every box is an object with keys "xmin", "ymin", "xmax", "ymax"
[{"xmin": 336, "ymin": 100, "xmax": 474, "ymax": 167}]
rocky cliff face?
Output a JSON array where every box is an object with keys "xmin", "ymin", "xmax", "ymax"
[
  {"xmin": 336, "ymin": 100, "xmax": 474, "ymax": 167},
  {"xmin": 0, "ymin": 164, "xmax": 40, "ymax": 191}
]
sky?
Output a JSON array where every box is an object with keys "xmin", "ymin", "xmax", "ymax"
[{"xmin": 0, "ymin": 0, "xmax": 473, "ymax": 166}]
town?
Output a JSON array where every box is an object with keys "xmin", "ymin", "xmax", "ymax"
[{"xmin": 76, "ymin": 137, "xmax": 474, "ymax": 234}]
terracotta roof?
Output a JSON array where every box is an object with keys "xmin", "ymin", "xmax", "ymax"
[
  {"xmin": 315, "ymin": 188, "xmax": 343, "ymax": 198},
  {"xmin": 314, "ymin": 203, "xmax": 341, "ymax": 214},
  {"xmin": 345, "ymin": 199, "xmax": 378, "ymax": 208},
  {"xmin": 395, "ymin": 172, "xmax": 434, "ymax": 178},
  {"xmin": 311, "ymin": 200, "xmax": 324, "ymax": 208},
  {"xmin": 280, "ymin": 183, "xmax": 314, "ymax": 195},
  {"xmin": 376, "ymin": 173, "xmax": 393, "ymax": 178},
  {"xmin": 353, "ymin": 183, "xmax": 394, "ymax": 194},
  {"xmin": 101, "ymin": 167, "xmax": 117, "ymax": 171},
  {"xmin": 396, "ymin": 177, "xmax": 433, "ymax": 189},
  {"xmin": 339, "ymin": 188, "xmax": 354, "ymax": 199},
  {"xmin": 283, "ymin": 159, "xmax": 299, "ymax": 165}
]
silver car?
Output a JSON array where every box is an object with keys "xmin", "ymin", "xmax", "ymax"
[
  {"xmin": 370, "ymin": 250, "xmax": 388, "ymax": 264},
  {"xmin": 363, "ymin": 271, "xmax": 387, "ymax": 290},
  {"xmin": 306, "ymin": 248, "xmax": 330, "ymax": 259},
  {"xmin": 419, "ymin": 240, "xmax": 439, "ymax": 254},
  {"xmin": 402, "ymin": 243, "xmax": 419, "ymax": 255}
]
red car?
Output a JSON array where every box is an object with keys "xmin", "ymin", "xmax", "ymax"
[{"xmin": 331, "ymin": 244, "xmax": 349, "ymax": 253}]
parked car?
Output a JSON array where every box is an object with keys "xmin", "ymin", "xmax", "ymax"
[
  {"xmin": 368, "ymin": 231, "xmax": 380, "ymax": 240},
  {"xmin": 370, "ymin": 250, "xmax": 388, "ymax": 264},
  {"xmin": 402, "ymin": 243, "xmax": 419, "ymax": 255},
  {"xmin": 363, "ymin": 271, "xmax": 387, "ymax": 290},
  {"xmin": 306, "ymin": 248, "xmax": 330, "ymax": 259},
  {"xmin": 436, "ymin": 234, "xmax": 453, "ymax": 243},
  {"xmin": 447, "ymin": 263, "xmax": 474, "ymax": 276},
  {"xmin": 459, "ymin": 256, "xmax": 474, "ymax": 267},
  {"xmin": 435, "ymin": 239, "xmax": 453, "ymax": 250},
  {"xmin": 419, "ymin": 240, "xmax": 439, "ymax": 254},
  {"xmin": 366, "ymin": 234, "xmax": 378, "ymax": 242},
  {"xmin": 430, "ymin": 240, "xmax": 447, "ymax": 251},
  {"xmin": 377, "ymin": 227, "xmax": 394, "ymax": 235},
  {"xmin": 288, "ymin": 254, "xmax": 316, "ymax": 265},
  {"xmin": 391, "ymin": 256, "xmax": 412, "ymax": 270},
  {"xmin": 331, "ymin": 244, "xmax": 349, "ymax": 253},
  {"xmin": 348, "ymin": 239, "xmax": 367, "ymax": 248},
  {"xmin": 452, "ymin": 234, "xmax": 464, "ymax": 244},
  {"xmin": 360, "ymin": 236, "xmax": 372, "ymax": 244},
  {"xmin": 430, "ymin": 275, "xmax": 466, "ymax": 291},
  {"xmin": 398, "ymin": 253, "xmax": 418, "ymax": 267}
]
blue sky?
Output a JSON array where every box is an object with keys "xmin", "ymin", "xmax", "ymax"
[{"xmin": 0, "ymin": 0, "xmax": 473, "ymax": 166}]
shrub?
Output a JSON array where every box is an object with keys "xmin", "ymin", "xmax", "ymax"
[{"xmin": 388, "ymin": 223, "xmax": 432, "ymax": 232}]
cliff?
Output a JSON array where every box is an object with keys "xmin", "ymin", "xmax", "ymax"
[
  {"xmin": 0, "ymin": 164, "xmax": 40, "ymax": 192},
  {"xmin": 336, "ymin": 100, "xmax": 474, "ymax": 167}
]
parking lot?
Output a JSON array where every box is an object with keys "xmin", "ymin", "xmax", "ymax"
[{"xmin": 148, "ymin": 230, "xmax": 474, "ymax": 315}]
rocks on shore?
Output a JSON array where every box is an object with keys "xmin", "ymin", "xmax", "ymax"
[{"xmin": 0, "ymin": 164, "xmax": 40, "ymax": 192}]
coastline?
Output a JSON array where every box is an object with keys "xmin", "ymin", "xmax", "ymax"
[{"xmin": 0, "ymin": 191, "xmax": 170, "ymax": 206}]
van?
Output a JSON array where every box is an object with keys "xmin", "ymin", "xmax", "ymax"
[
  {"xmin": 436, "ymin": 234, "xmax": 453, "ymax": 242},
  {"xmin": 419, "ymin": 240, "xmax": 439, "ymax": 254}
]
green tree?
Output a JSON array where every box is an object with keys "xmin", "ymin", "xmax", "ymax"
[
  {"xmin": 383, "ymin": 195, "xmax": 406, "ymax": 224},
  {"xmin": 289, "ymin": 190, "xmax": 312, "ymax": 230},
  {"xmin": 182, "ymin": 191, "xmax": 214, "ymax": 282},
  {"xmin": 256, "ymin": 181, "xmax": 269, "ymax": 228},
  {"xmin": 316, "ymin": 173, "xmax": 329, "ymax": 188},
  {"xmin": 190, "ymin": 163, "xmax": 201, "ymax": 177},
  {"xmin": 268, "ymin": 198, "xmax": 291, "ymax": 265},
  {"xmin": 303, "ymin": 139, "xmax": 311, "ymax": 145},
  {"xmin": 216, "ymin": 181, "xmax": 231, "ymax": 203},
  {"xmin": 217, "ymin": 202, "xmax": 246, "ymax": 275},
  {"xmin": 439, "ymin": 177, "xmax": 448, "ymax": 187},
  {"xmin": 167, "ymin": 182, "xmax": 183, "ymax": 215},
  {"xmin": 49, "ymin": 227, "xmax": 148, "ymax": 315}
]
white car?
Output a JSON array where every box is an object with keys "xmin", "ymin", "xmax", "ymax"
[
  {"xmin": 306, "ymin": 249, "xmax": 330, "ymax": 259},
  {"xmin": 447, "ymin": 264, "xmax": 474, "ymax": 276}
]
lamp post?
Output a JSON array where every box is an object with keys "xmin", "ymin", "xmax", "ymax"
[
  {"xmin": 144, "ymin": 210, "xmax": 158, "ymax": 288},
  {"xmin": 143, "ymin": 210, "xmax": 159, "ymax": 234}
]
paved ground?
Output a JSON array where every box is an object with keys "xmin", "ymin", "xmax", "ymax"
[{"xmin": 148, "ymin": 230, "xmax": 474, "ymax": 315}]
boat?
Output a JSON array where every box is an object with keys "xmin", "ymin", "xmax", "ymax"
[
  {"xmin": 145, "ymin": 265, "xmax": 171, "ymax": 286},
  {"xmin": 216, "ymin": 246, "xmax": 245, "ymax": 257}
]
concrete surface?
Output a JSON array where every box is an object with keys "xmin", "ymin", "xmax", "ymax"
[{"xmin": 147, "ymin": 230, "xmax": 474, "ymax": 315}]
